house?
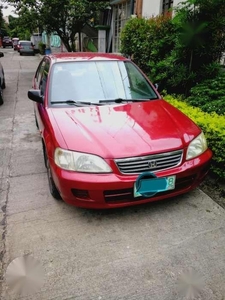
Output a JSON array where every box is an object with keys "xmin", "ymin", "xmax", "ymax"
[{"xmin": 108, "ymin": 0, "xmax": 184, "ymax": 53}]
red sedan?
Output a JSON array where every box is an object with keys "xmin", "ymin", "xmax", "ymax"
[{"xmin": 28, "ymin": 53, "xmax": 212, "ymax": 209}]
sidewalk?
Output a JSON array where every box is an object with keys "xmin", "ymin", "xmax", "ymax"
[{"xmin": 50, "ymin": 46, "xmax": 68, "ymax": 54}]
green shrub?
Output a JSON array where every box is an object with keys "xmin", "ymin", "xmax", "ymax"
[
  {"xmin": 120, "ymin": 14, "xmax": 176, "ymax": 88},
  {"xmin": 121, "ymin": 0, "xmax": 225, "ymax": 96},
  {"xmin": 165, "ymin": 95, "xmax": 225, "ymax": 179},
  {"xmin": 186, "ymin": 70, "xmax": 225, "ymax": 115},
  {"xmin": 120, "ymin": 17, "xmax": 152, "ymax": 74},
  {"xmin": 38, "ymin": 41, "xmax": 46, "ymax": 55}
]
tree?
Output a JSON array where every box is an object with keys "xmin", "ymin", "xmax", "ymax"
[
  {"xmin": 8, "ymin": 15, "xmax": 35, "ymax": 39},
  {"xmin": 0, "ymin": 4, "xmax": 10, "ymax": 38},
  {"xmin": 5, "ymin": 0, "xmax": 109, "ymax": 51}
]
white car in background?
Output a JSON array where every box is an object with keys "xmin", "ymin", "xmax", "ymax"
[{"xmin": 0, "ymin": 52, "xmax": 6, "ymax": 106}]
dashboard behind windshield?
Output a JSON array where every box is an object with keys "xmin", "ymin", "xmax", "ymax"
[{"xmin": 49, "ymin": 60, "xmax": 159, "ymax": 104}]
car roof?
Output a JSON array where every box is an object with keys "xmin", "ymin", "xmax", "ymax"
[{"xmin": 46, "ymin": 52, "xmax": 128, "ymax": 63}]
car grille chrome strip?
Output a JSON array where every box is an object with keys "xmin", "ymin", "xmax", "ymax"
[{"xmin": 115, "ymin": 150, "xmax": 183, "ymax": 174}]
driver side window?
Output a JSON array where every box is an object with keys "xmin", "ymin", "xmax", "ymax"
[{"xmin": 39, "ymin": 61, "xmax": 50, "ymax": 96}]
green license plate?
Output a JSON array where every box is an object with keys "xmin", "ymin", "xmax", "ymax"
[{"xmin": 134, "ymin": 175, "xmax": 176, "ymax": 198}]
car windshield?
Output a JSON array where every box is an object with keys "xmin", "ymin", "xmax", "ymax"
[
  {"xmin": 49, "ymin": 60, "xmax": 158, "ymax": 104},
  {"xmin": 20, "ymin": 42, "xmax": 32, "ymax": 46}
]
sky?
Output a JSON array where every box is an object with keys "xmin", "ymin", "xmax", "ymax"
[{"xmin": 0, "ymin": 1, "xmax": 17, "ymax": 17}]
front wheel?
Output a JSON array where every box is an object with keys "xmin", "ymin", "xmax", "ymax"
[
  {"xmin": 2, "ymin": 79, "xmax": 6, "ymax": 89},
  {"xmin": 46, "ymin": 154, "xmax": 61, "ymax": 200},
  {"xmin": 34, "ymin": 113, "xmax": 39, "ymax": 129},
  {"xmin": 0, "ymin": 88, "xmax": 3, "ymax": 105}
]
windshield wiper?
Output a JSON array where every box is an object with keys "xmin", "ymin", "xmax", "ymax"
[
  {"xmin": 99, "ymin": 98, "xmax": 158, "ymax": 104},
  {"xmin": 51, "ymin": 100, "xmax": 103, "ymax": 106}
]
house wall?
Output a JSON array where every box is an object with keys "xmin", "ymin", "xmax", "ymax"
[
  {"xmin": 173, "ymin": 0, "xmax": 183, "ymax": 8},
  {"xmin": 142, "ymin": 0, "xmax": 161, "ymax": 18},
  {"xmin": 141, "ymin": 0, "xmax": 185, "ymax": 18}
]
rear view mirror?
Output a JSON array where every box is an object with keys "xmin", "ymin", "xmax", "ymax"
[
  {"xmin": 28, "ymin": 89, "xmax": 44, "ymax": 104},
  {"xmin": 0, "ymin": 52, "xmax": 4, "ymax": 58}
]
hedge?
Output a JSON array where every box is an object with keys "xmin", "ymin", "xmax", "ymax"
[{"xmin": 164, "ymin": 95, "xmax": 225, "ymax": 180}]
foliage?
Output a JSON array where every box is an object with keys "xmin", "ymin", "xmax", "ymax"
[
  {"xmin": 5, "ymin": 0, "xmax": 109, "ymax": 52},
  {"xmin": 7, "ymin": 15, "xmax": 33, "ymax": 39},
  {"xmin": 165, "ymin": 95, "xmax": 225, "ymax": 179},
  {"xmin": 186, "ymin": 70, "xmax": 225, "ymax": 115},
  {"xmin": 120, "ymin": 17, "xmax": 151, "ymax": 73},
  {"xmin": 121, "ymin": 0, "xmax": 225, "ymax": 96},
  {"xmin": 171, "ymin": 0, "xmax": 225, "ymax": 95},
  {"xmin": 120, "ymin": 15, "xmax": 176, "ymax": 91},
  {"xmin": 0, "ymin": 5, "xmax": 9, "ymax": 37},
  {"xmin": 38, "ymin": 41, "xmax": 46, "ymax": 55}
]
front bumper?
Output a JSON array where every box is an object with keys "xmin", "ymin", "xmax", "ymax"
[
  {"xmin": 20, "ymin": 50, "xmax": 34, "ymax": 54},
  {"xmin": 50, "ymin": 149, "xmax": 212, "ymax": 209}
]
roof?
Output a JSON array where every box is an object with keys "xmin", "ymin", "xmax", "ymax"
[{"xmin": 46, "ymin": 52, "xmax": 128, "ymax": 62}]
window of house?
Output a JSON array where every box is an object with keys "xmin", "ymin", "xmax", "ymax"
[
  {"xmin": 113, "ymin": 0, "xmax": 131, "ymax": 53},
  {"xmin": 162, "ymin": 0, "xmax": 173, "ymax": 15}
]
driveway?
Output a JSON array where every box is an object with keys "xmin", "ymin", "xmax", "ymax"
[{"xmin": 0, "ymin": 49, "xmax": 225, "ymax": 300}]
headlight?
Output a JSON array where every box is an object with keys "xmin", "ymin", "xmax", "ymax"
[
  {"xmin": 186, "ymin": 132, "xmax": 208, "ymax": 160},
  {"xmin": 54, "ymin": 148, "xmax": 112, "ymax": 173}
]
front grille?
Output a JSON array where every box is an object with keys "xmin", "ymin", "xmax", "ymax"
[
  {"xmin": 104, "ymin": 175, "xmax": 196, "ymax": 204},
  {"xmin": 115, "ymin": 150, "xmax": 183, "ymax": 174}
]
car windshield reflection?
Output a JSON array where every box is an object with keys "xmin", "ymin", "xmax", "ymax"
[{"xmin": 49, "ymin": 61, "xmax": 158, "ymax": 105}]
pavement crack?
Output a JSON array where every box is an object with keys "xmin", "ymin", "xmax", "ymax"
[
  {"xmin": 9, "ymin": 171, "xmax": 46, "ymax": 178},
  {"xmin": 170, "ymin": 223, "xmax": 225, "ymax": 248}
]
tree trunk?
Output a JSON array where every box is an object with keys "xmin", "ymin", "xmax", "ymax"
[
  {"xmin": 78, "ymin": 31, "xmax": 82, "ymax": 51},
  {"xmin": 70, "ymin": 32, "xmax": 76, "ymax": 52},
  {"xmin": 185, "ymin": 49, "xmax": 194, "ymax": 98},
  {"xmin": 59, "ymin": 36, "xmax": 72, "ymax": 52}
]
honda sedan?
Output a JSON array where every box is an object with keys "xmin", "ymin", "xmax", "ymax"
[
  {"xmin": 18, "ymin": 40, "xmax": 35, "ymax": 56},
  {"xmin": 28, "ymin": 53, "xmax": 212, "ymax": 209}
]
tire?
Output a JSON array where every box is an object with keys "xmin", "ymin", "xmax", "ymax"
[
  {"xmin": 20, "ymin": 53, "xmax": 22, "ymax": 56},
  {"xmin": 2, "ymin": 79, "xmax": 6, "ymax": 90},
  {"xmin": 45, "ymin": 149, "xmax": 61, "ymax": 200},
  {"xmin": 42, "ymin": 141, "xmax": 47, "ymax": 168},
  {"xmin": 0, "ymin": 88, "xmax": 3, "ymax": 105},
  {"xmin": 34, "ymin": 113, "xmax": 39, "ymax": 129}
]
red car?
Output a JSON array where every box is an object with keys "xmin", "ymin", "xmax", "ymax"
[
  {"xmin": 28, "ymin": 53, "xmax": 212, "ymax": 209},
  {"xmin": 2, "ymin": 36, "xmax": 13, "ymax": 48}
]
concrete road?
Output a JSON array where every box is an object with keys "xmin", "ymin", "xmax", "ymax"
[{"xmin": 0, "ymin": 49, "xmax": 225, "ymax": 300}]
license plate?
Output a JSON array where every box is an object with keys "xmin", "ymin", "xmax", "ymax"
[{"xmin": 134, "ymin": 175, "xmax": 176, "ymax": 198}]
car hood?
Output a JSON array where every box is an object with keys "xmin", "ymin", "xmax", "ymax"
[{"xmin": 50, "ymin": 100, "xmax": 200, "ymax": 159}]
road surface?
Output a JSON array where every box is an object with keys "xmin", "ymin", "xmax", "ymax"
[{"xmin": 0, "ymin": 49, "xmax": 225, "ymax": 300}]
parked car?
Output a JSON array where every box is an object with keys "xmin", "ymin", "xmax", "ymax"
[
  {"xmin": 12, "ymin": 37, "xmax": 19, "ymax": 51},
  {"xmin": 28, "ymin": 53, "xmax": 212, "ymax": 209},
  {"xmin": 2, "ymin": 36, "xmax": 13, "ymax": 48},
  {"xmin": 0, "ymin": 52, "xmax": 6, "ymax": 105},
  {"xmin": 17, "ymin": 40, "xmax": 35, "ymax": 56}
]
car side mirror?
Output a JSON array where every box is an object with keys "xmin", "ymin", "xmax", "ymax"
[
  {"xmin": 0, "ymin": 52, "xmax": 4, "ymax": 58},
  {"xmin": 28, "ymin": 89, "xmax": 44, "ymax": 104}
]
